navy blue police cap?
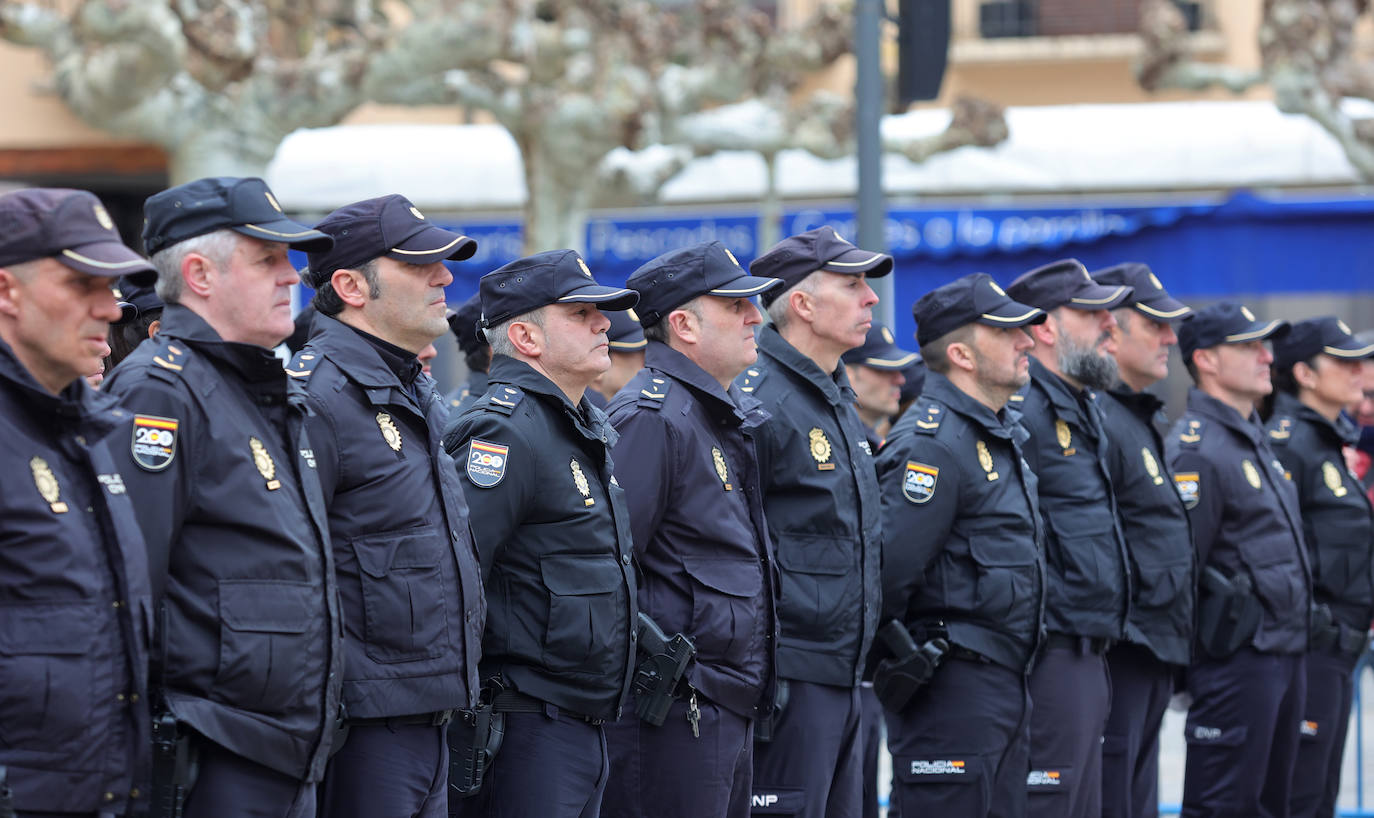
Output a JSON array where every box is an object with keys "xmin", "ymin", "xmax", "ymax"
[
  {"xmin": 914, "ymin": 272, "xmax": 1047, "ymax": 348},
  {"xmin": 478, "ymin": 249, "xmax": 638, "ymax": 330},
  {"xmin": 607, "ymin": 308, "xmax": 647, "ymax": 351},
  {"xmin": 447, "ymin": 293, "xmax": 487, "ymax": 356},
  {"xmin": 1273, "ymin": 316, "xmax": 1374, "ymax": 369},
  {"xmin": 627, "ymin": 240, "xmax": 780, "ymax": 327},
  {"xmin": 1091, "ymin": 262, "xmax": 1191, "ymax": 322},
  {"xmin": 898, "ymin": 358, "xmax": 927, "ymax": 403},
  {"xmin": 1007, "ymin": 259, "xmax": 1133, "ymax": 313},
  {"xmin": 842, "ymin": 321, "xmax": 919, "ymax": 371},
  {"xmin": 751, "ymin": 226, "xmax": 893, "ymax": 308},
  {"xmin": 1177, "ymin": 302, "xmax": 1289, "ymax": 359},
  {"xmin": 113, "ymin": 273, "xmax": 164, "ymax": 325},
  {"xmin": 303, "ymin": 195, "xmax": 476, "ymax": 288},
  {"xmin": 0, "ymin": 188, "xmax": 155, "ymax": 285},
  {"xmin": 142, "ymin": 177, "xmax": 333, "ymax": 257}
]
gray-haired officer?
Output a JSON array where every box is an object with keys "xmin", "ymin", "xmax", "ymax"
[
  {"xmin": 587, "ymin": 308, "xmax": 647, "ymax": 409},
  {"xmin": 1266, "ymin": 318, "xmax": 1374, "ymax": 818},
  {"xmin": 444, "ymin": 293, "xmax": 489, "ymax": 415},
  {"xmin": 0, "ymin": 189, "xmax": 155, "ymax": 815},
  {"xmin": 1005, "ymin": 259, "xmax": 1133, "ymax": 818},
  {"xmin": 875, "ymin": 273, "xmax": 1046, "ymax": 818},
  {"xmin": 1166, "ymin": 303, "xmax": 1310, "ymax": 817},
  {"xmin": 736, "ymin": 226, "xmax": 887, "ymax": 818},
  {"xmin": 102, "ymin": 177, "xmax": 343, "ymax": 816},
  {"xmin": 842, "ymin": 321, "xmax": 918, "ymax": 451},
  {"xmin": 1091, "ymin": 263, "xmax": 1194, "ymax": 818},
  {"xmin": 289, "ymin": 195, "xmax": 485, "ymax": 817},
  {"xmin": 442, "ymin": 250, "xmax": 639, "ymax": 818},
  {"xmin": 601, "ymin": 241, "xmax": 781, "ymax": 818}
]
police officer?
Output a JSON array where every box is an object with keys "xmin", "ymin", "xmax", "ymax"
[
  {"xmin": 444, "ymin": 293, "xmax": 489, "ymax": 414},
  {"xmin": 1166, "ymin": 303, "xmax": 1310, "ymax": 817},
  {"xmin": 841, "ymin": 321, "xmax": 918, "ymax": 450},
  {"xmin": 0, "ymin": 189, "xmax": 154, "ymax": 816},
  {"xmin": 587, "ymin": 308, "xmax": 647, "ymax": 408},
  {"xmin": 874, "ymin": 274, "xmax": 1046, "ymax": 818},
  {"xmin": 736, "ymin": 226, "xmax": 886, "ymax": 818},
  {"xmin": 600, "ymin": 241, "xmax": 782, "ymax": 818},
  {"xmin": 1004, "ymin": 259, "xmax": 1132, "ymax": 818},
  {"xmin": 442, "ymin": 249, "xmax": 639, "ymax": 818},
  {"xmin": 103, "ymin": 177, "xmax": 343, "ymax": 816},
  {"xmin": 289, "ymin": 195, "xmax": 486, "ymax": 816},
  {"xmin": 1090, "ymin": 263, "xmax": 1195, "ymax": 818},
  {"xmin": 1266, "ymin": 317, "xmax": 1374, "ymax": 818},
  {"xmin": 108, "ymin": 272, "xmax": 165, "ymax": 368}
]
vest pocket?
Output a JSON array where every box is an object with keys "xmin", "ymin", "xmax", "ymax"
[
  {"xmin": 216, "ymin": 580, "xmax": 318, "ymax": 713},
  {"xmin": 540, "ymin": 555, "xmax": 624, "ymax": 675},
  {"xmin": 681, "ymin": 556, "xmax": 763, "ymax": 664},
  {"xmin": 351, "ymin": 528, "xmax": 449, "ymax": 664},
  {"xmin": 967, "ymin": 535, "xmax": 1037, "ymax": 623},
  {"xmin": 0, "ymin": 601, "xmax": 98, "ymax": 752}
]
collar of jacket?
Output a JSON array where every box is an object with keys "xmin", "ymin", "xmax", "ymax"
[
  {"xmin": 488, "ymin": 354, "xmax": 620, "ymax": 447},
  {"xmin": 1108, "ymin": 381, "xmax": 1166, "ymax": 421},
  {"xmin": 0, "ymin": 335, "xmax": 126, "ymax": 440},
  {"xmin": 757, "ymin": 324, "xmax": 855, "ymax": 406},
  {"xmin": 1028, "ymin": 356, "xmax": 1094, "ymax": 419},
  {"xmin": 1272, "ymin": 390, "xmax": 1358, "ymax": 447},
  {"xmin": 643, "ymin": 341, "xmax": 767, "ymax": 429},
  {"xmin": 1186, "ymin": 386, "xmax": 1264, "ymax": 445},
  {"xmin": 306, "ymin": 313, "xmax": 417, "ymax": 391},
  {"xmin": 924, "ymin": 370, "xmax": 1017, "ymax": 440},
  {"xmin": 159, "ymin": 305, "xmax": 294, "ymax": 394}
]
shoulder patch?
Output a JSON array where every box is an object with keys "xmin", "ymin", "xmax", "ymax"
[
  {"xmin": 910, "ymin": 398, "xmax": 943, "ymax": 435},
  {"xmin": 286, "ymin": 348, "xmax": 323, "ymax": 381},
  {"xmin": 1174, "ymin": 471, "xmax": 1199, "ymax": 509},
  {"xmin": 1176, "ymin": 418, "xmax": 1205, "ymax": 449},
  {"xmin": 736, "ymin": 366, "xmax": 768, "ymax": 394},
  {"xmin": 636, "ymin": 376, "xmax": 672, "ymax": 409},
  {"xmin": 480, "ymin": 385, "xmax": 525, "ymax": 416},
  {"xmin": 1267, "ymin": 416, "xmax": 1294, "ymax": 445},
  {"xmin": 902, "ymin": 461, "xmax": 939, "ymax": 504},
  {"xmin": 131, "ymin": 414, "xmax": 179, "ymax": 471},
  {"xmin": 465, "ymin": 439, "xmax": 510, "ymax": 487}
]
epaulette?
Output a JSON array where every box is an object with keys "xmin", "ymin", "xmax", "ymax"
[
  {"xmin": 285, "ymin": 349, "xmax": 323, "ymax": 382},
  {"xmin": 479, "ymin": 385, "xmax": 525, "ymax": 417},
  {"xmin": 145, "ymin": 337, "xmax": 192, "ymax": 384},
  {"xmin": 736, "ymin": 366, "xmax": 768, "ymax": 394},
  {"xmin": 1007, "ymin": 391, "xmax": 1026, "ymax": 404},
  {"xmin": 909, "ymin": 397, "xmax": 943, "ymax": 435},
  {"xmin": 1176, "ymin": 417, "xmax": 1205, "ymax": 449},
  {"xmin": 1267, "ymin": 416, "xmax": 1294, "ymax": 445},
  {"xmin": 636, "ymin": 376, "xmax": 671, "ymax": 409}
]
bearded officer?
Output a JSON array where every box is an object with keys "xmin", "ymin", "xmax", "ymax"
[
  {"xmin": 102, "ymin": 177, "xmax": 343, "ymax": 816},
  {"xmin": 0, "ymin": 189, "xmax": 155, "ymax": 816},
  {"xmin": 442, "ymin": 250, "xmax": 639, "ymax": 818},
  {"xmin": 289, "ymin": 195, "xmax": 485, "ymax": 816}
]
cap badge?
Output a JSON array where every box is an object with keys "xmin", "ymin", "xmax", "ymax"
[
  {"xmin": 1322, "ymin": 461, "xmax": 1348, "ymax": 498},
  {"xmin": 976, "ymin": 440, "xmax": 999, "ymax": 481},
  {"xmin": 409, "ymin": 206, "xmax": 425, "ymax": 220},
  {"xmin": 1141, "ymin": 448, "xmax": 1164, "ymax": 485},
  {"xmin": 376, "ymin": 412, "xmax": 402, "ymax": 453},
  {"xmin": 882, "ymin": 327, "xmax": 895, "ymax": 343},
  {"xmin": 1338, "ymin": 319, "xmax": 1353, "ymax": 336},
  {"xmin": 1241, "ymin": 459, "xmax": 1261, "ymax": 490},
  {"xmin": 1055, "ymin": 419, "xmax": 1076, "ymax": 456},
  {"xmin": 989, "ymin": 280, "xmax": 1006, "ymax": 296},
  {"xmin": 265, "ymin": 191, "xmax": 283, "ymax": 213},
  {"xmin": 93, "ymin": 203, "xmax": 115, "ymax": 231},
  {"xmin": 902, "ymin": 461, "xmax": 938, "ymax": 504},
  {"xmin": 712, "ymin": 447, "xmax": 732, "ymax": 491},
  {"xmin": 576, "ymin": 257, "xmax": 593, "ymax": 279},
  {"xmin": 1148, "ymin": 272, "xmax": 1164, "ymax": 290},
  {"xmin": 808, "ymin": 427, "xmax": 834, "ymax": 470},
  {"xmin": 249, "ymin": 437, "xmax": 281, "ymax": 490},
  {"xmin": 571, "ymin": 458, "xmax": 595, "ymax": 506},
  {"xmin": 1240, "ymin": 306, "xmax": 1256, "ymax": 321},
  {"xmin": 723, "ymin": 247, "xmax": 741, "ymax": 268},
  {"xmin": 30, "ymin": 456, "xmax": 67, "ymax": 513},
  {"xmin": 465, "ymin": 439, "xmax": 509, "ymax": 488}
]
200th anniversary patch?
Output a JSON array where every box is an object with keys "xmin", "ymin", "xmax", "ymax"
[
  {"xmin": 131, "ymin": 414, "xmax": 178, "ymax": 471},
  {"xmin": 902, "ymin": 461, "xmax": 939, "ymax": 504},
  {"xmin": 466, "ymin": 439, "xmax": 509, "ymax": 488}
]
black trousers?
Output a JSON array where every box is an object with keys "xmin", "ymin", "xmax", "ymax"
[
  {"xmin": 183, "ymin": 741, "xmax": 315, "ymax": 818},
  {"xmin": 319, "ymin": 722, "xmax": 447, "ymax": 818},
  {"xmin": 453, "ymin": 708, "xmax": 607, "ymax": 818},
  {"xmin": 1182, "ymin": 649, "xmax": 1305, "ymax": 818},
  {"xmin": 750, "ymin": 681, "xmax": 862, "ymax": 818},
  {"xmin": 857, "ymin": 684, "xmax": 883, "ymax": 818},
  {"xmin": 1025, "ymin": 644, "xmax": 1110, "ymax": 818},
  {"xmin": 1290, "ymin": 649, "xmax": 1358, "ymax": 818},
  {"xmin": 1101, "ymin": 643, "xmax": 1175, "ymax": 818}
]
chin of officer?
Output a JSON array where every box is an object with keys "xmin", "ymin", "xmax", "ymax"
[
  {"xmin": 598, "ymin": 241, "xmax": 782, "ymax": 818},
  {"xmin": 290, "ymin": 194, "xmax": 487, "ymax": 816},
  {"xmin": 101, "ymin": 177, "xmax": 345, "ymax": 814},
  {"xmin": 1166, "ymin": 303, "xmax": 1312, "ymax": 817},
  {"xmin": 442, "ymin": 249, "xmax": 639, "ymax": 818},
  {"xmin": 736, "ymin": 226, "xmax": 888, "ymax": 818},
  {"xmin": 874, "ymin": 273, "xmax": 1046, "ymax": 818},
  {"xmin": 0, "ymin": 189, "xmax": 156, "ymax": 815},
  {"xmin": 1265, "ymin": 317, "xmax": 1374, "ymax": 818}
]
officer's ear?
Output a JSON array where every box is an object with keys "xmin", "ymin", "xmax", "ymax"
[
  {"xmin": 1293, "ymin": 360, "xmax": 1318, "ymax": 392},
  {"xmin": 181, "ymin": 251, "xmax": 217, "ymax": 298},
  {"xmin": 329, "ymin": 268, "xmax": 371, "ymax": 309},
  {"xmin": 946, "ymin": 339, "xmax": 977, "ymax": 374},
  {"xmin": 665, "ymin": 308, "xmax": 699, "ymax": 346},
  {"xmin": 0, "ymin": 267, "xmax": 20, "ymax": 319},
  {"xmin": 146, "ymin": 318, "xmax": 161, "ymax": 340},
  {"xmin": 507, "ymin": 319, "xmax": 544, "ymax": 358},
  {"xmin": 1028, "ymin": 316, "xmax": 1058, "ymax": 348},
  {"xmin": 1193, "ymin": 347, "xmax": 1220, "ymax": 379}
]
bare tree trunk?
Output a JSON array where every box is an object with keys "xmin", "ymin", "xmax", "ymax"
[{"xmin": 757, "ymin": 151, "xmax": 783, "ymax": 253}]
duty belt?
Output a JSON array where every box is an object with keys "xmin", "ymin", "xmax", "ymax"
[
  {"xmin": 491, "ymin": 690, "xmax": 604, "ymax": 726},
  {"xmin": 1044, "ymin": 632, "xmax": 1114, "ymax": 655}
]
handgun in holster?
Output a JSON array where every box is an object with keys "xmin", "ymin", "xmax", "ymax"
[
  {"xmin": 1196, "ymin": 566, "xmax": 1263, "ymax": 659},
  {"xmin": 150, "ymin": 710, "xmax": 197, "ymax": 818},
  {"xmin": 871, "ymin": 619, "xmax": 948, "ymax": 713},
  {"xmin": 448, "ymin": 691, "xmax": 505, "ymax": 802},
  {"xmin": 631, "ymin": 612, "xmax": 696, "ymax": 727},
  {"xmin": 753, "ymin": 678, "xmax": 789, "ymax": 743},
  {"xmin": 0, "ymin": 765, "xmax": 15, "ymax": 818},
  {"xmin": 1309, "ymin": 602, "xmax": 1339, "ymax": 652}
]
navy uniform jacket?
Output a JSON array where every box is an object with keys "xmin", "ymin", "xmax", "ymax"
[
  {"xmin": 442, "ymin": 355, "xmax": 637, "ymax": 721},
  {"xmin": 445, "ymin": 370, "xmax": 487, "ymax": 417},
  {"xmin": 735, "ymin": 326, "xmax": 881, "ymax": 688},
  {"xmin": 606, "ymin": 342, "xmax": 778, "ymax": 719},
  {"xmin": 875, "ymin": 371, "xmax": 1046, "ymax": 672},
  {"xmin": 290, "ymin": 315, "xmax": 484, "ymax": 719},
  {"xmin": 0, "ymin": 340, "xmax": 152, "ymax": 814},
  {"xmin": 1018, "ymin": 357, "xmax": 1131, "ymax": 640},
  {"xmin": 1100, "ymin": 384, "xmax": 1195, "ymax": 666},
  {"xmin": 103, "ymin": 305, "xmax": 343, "ymax": 781},
  {"xmin": 1166, "ymin": 388, "xmax": 1311, "ymax": 654},
  {"xmin": 1266, "ymin": 392, "xmax": 1374, "ymax": 638}
]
